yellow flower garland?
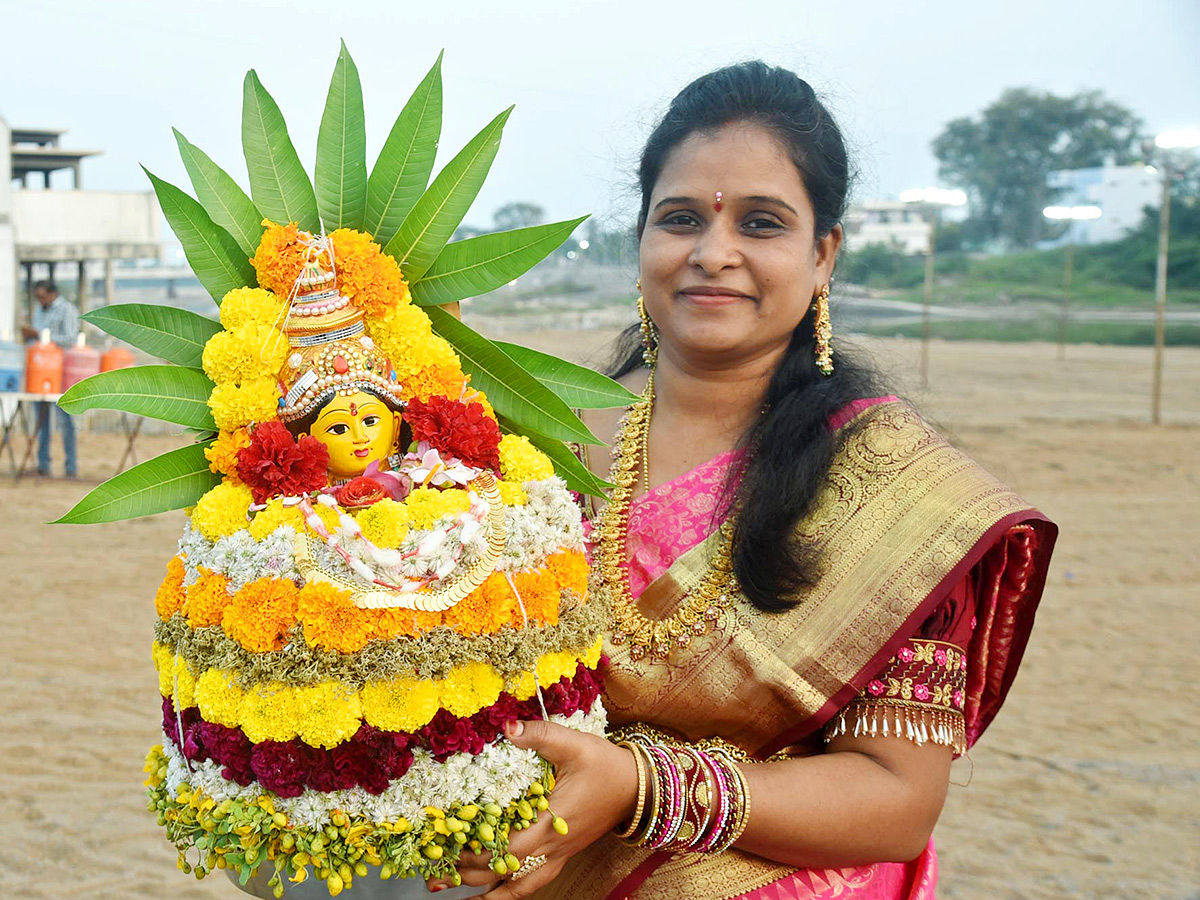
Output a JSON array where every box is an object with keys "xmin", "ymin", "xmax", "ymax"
[
  {"xmin": 190, "ymin": 483, "xmax": 253, "ymax": 541},
  {"xmin": 498, "ymin": 435, "xmax": 554, "ymax": 483},
  {"xmin": 156, "ymin": 637, "xmax": 603, "ymax": 745}
]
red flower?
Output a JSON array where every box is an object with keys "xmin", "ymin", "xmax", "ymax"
[
  {"xmin": 251, "ymin": 740, "xmax": 313, "ymax": 798},
  {"xmin": 197, "ymin": 721, "xmax": 254, "ymax": 785},
  {"xmin": 404, "ymin": 396, "xmax": 501, "ymax": 471},
  {"xmin": 236, "ymin": 421, "xmax": 329, "ymax": 504},
  {"xmin": 337, "ymin": 476, "xmax": 388, "ymax": 508},
  {"xmin": 422, "ymin": 708, "xmax": 485, "ymax": 760}
]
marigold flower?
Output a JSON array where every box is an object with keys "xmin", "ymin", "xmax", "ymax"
[
  {"xmin": 222, "ymin": 577, "xmax": 299, "ymax": 652},
  {"xmin": 204, "ymin": 427, "xmax": 252, "ymax": 477},
  {"xmin": 545, "ymin": 550, "xmax": 588, "ymax": 598},
  {"xmin": 443, "ymin": 572, "xmax": 518, "ymax": 635},
  {"xmin": 355, "ymin": 498, "xmax": 411, "ymax": 548},
  {"xmin": 403, "ymin": 364, "xmax": 467, "ymax": 404},
  {"xmin": 154, "ymin": 555, "xmax": 188, "ymax": 620},
  {"xmin": 329, "ymin": 228, "xmax": 410, "ymax": 318},
  {"xmin": 373, "ymin": 605, "xmax": 442, "ymax": 639},
  {"xmin": 403, "ymin": 487, "xmax": 471, "ymax": 530},
  {"xmin": 294, "ymin": 681, "xmax": 363, "ymax": 749},
  {"xmin": 208, "ymin": 378, "xmax": 281, "ymax": 431},
  {"xmin": 497, "ymin": 480, "xmax": 527, "ymax": 506},
  {"xmin": 195, "ymin": 668, "xmax": 244, "ymax": 728},
  {"xmin": 509, "ymin": 569, "xmax": 560, "ymax": 626},
  {"xmin": 251, "ymin": 222, "xmax": 314, "ymax": 297},
  {"xmin": 202, "ymin": 324, "xmax": 289, "ymax": 384},
  {"xmin": 190, "ymin": 482, "xmax": 254, "ymax": 541},
  {"xmin": 439, "ymin": 662, "xmax": 504, "ymax": 719},
  {"xmin": 240, "ymin": 681, "xmax": 301, "ymax": 743},
  {"xmin": 184, "ymin": 568, "xmax": 233, "ymax": 628},
  {"xmin": 219, "ymin": 286, "xmax": 285, "ymax": 330},
  {"xmin": 297, "ymin": 582, "xmax": 376, "ymax": 653},
  {"xmin": 498, "ymin": 434, "xmax": 554, "ymax": 483},
  {"xmin": 247, "ymin": 497, "xmax": 306, "ymax": 540},
  {"xmin": 360, "ymin": 677, "xmax": 440, "ymax": 733}
]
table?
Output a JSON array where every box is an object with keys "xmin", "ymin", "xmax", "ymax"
[{"xmin": 0, "ymin": 392, "xmax": 144, "ymax": 483}]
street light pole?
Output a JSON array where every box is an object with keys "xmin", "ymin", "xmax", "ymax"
[{"xmin": 1150, "ymin": 167, "xmax": 1171, "ymax": 425}]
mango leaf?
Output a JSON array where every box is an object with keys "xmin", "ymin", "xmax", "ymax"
[
  {"xmin": 385, "ymin": 107, "xmax": 512, "ymax": 282},
  {"xmin": 173, "ymin": 128, "xmax": 264, "ymax": 257},
  {"xmin": 83, "ymin": 304, "xmax": 221, "ymax": 368},
  {"xmin": 497, "ymin": 414, "xmax": 612, "ymax": 498},
  {"xmin": 426, "ymin": 306, "xmax": 598, "ymax": 445},
  {"xmin": 315, "ymin": 41, "xmax": 368, "ymax": 231},
  {"xmin": 242, "ymin": 69, "xmax": 320, "ymax": 231},
  {"xmin": 412, "ymin": 216, "xmax": 588, "ymax": 306},
  {"xmin": 491, "ymin": 340, "xmax": 636, "ymax": 409},
  {"xmin": 58, "ymin": 366, "xmax": 216, "ymax": 431},
  {"xmin": 364, "ymin": 53, "xmax": 443, "ymax": 246},
  {"xmin": 143, "ymin": 168, "xmax": 255, "ymax": 304},
  {"xmin": 51, "ymin": 443, "xmax": 219, "ymax": 525}
]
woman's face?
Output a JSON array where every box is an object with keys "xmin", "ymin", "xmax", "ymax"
[
  {"xmin": 304, "ymin": 390, "xmax": 401, "ymax": 480},
  {"xmin": 639, "ymin": 122, "xmax": 842, "ymax": 367}
]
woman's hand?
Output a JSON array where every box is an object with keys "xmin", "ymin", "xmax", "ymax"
[{"xmin": 425, "ymin": 719, "xmax": 638, "ymax": 897}]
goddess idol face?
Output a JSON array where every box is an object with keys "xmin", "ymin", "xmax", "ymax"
[{"xmin": 301, "ymin": 390, "xmax": 403, "ymax": 481}]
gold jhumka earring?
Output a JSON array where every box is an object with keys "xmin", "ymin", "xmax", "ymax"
[
  {"xmin": 814, "ymin": 284, "xmax": 833, "ymax": 376},
  {"xmin": 636, "ymin": 278, "xmax": 658, "ymax": 368}
]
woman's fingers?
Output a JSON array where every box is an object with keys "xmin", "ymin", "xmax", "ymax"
[{"xmin": 479, "ymin": 854, "xmax": 564, "ymax": 900}]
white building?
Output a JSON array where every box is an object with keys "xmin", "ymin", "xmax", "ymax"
[
  {"xmin": 843, "ymin": 202, "xmax": 931, "ymax": 255},
  {"xmin": 1, "ymin": 120, "xmax": 161, "ymax": 337},
  {"xmin": 1044, "ymin": 163, "xmax": 1159, "ymax": 246}
]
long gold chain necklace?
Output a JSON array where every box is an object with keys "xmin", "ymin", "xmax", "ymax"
[{"xmin": 597, "ymin": 369, "xmax": 737, "ymax": 661}]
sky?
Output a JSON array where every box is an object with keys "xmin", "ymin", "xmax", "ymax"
[{"xmin": 4, "ymin": 0, "xmax": 1199, "ymax": 236}]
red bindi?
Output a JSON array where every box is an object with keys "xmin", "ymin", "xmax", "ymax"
[
  {"xmin": 713, "ymin": 190, "xmax": 723, "ymax": 212},
  {"xmin": 349, "ymin": 402, "xmax": 358, "ymax": 416}
]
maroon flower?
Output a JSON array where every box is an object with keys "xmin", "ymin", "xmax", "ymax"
[
  {"xmin": 307, "ymin": 752, "xmax": 339, "ymax": 793},
  {"xmin": 332, "ymin": 740, "xmax": 390, "ymax": 795},
  {"xmin": 236, "ymin": 420, "xmax": 329, "ymax": 504},
  {"xmin": 250, "ymin": 740, "xmax": 313, "ymax": 798},
  {"xmin": 198, "ymin": 722, "xmax": 253, "ymax": 785},
  {"xmin": 404, "ymin": 396, "xmax": 501, "ymax": 471},
  {"xmin": 423, "ymin": 709, "xmax": 484, "ymax": 760}
]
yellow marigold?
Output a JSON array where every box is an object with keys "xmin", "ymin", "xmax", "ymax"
[
  {"xmin": 403, "ymin": 487, "xmax": 470, "ymax": 529},
  {"xmin": 194, "ymin": 668, "xmax": 243, "ymax": 728},
  {"xmin": 545, "ymin": 550, "xmax": 588, "ymax": 598},
  {"xmin": 191, "ymin": 482, "xmax": 253, "ymax": 541},
  {"xmin": 247, "ymin": 497, "xmax": 306, "ymax": 540},
  {"xmin": 497, "ymin": 480, "xmax": 527, "ymax": 506},
  {"xmin": 439, "ymin": 662, "xmax": 504, "ymax": 719},
  {"xmin": 251, "ymin": 221, "xmax": 317, "ymax": 296},
  {"xmin": 498, "ymin": 434, "xmax": 554, "ymax": 483},
  {"xmin": 510, "ymin": 569, "xmax": 560, "ymax": 626},
  {"xmin": 208, "ymin": 378, "xmax": 281, "ymax": 431},
  {"xmin": 184, "ymin": 568, "xmax": 233, "ymax": 628},
  {"xmin": 154, "ymin": 555, "xmax": 188, "ymax": 620},
  {"xmin": 152, "ymin": 642, "xmax": 174, "ymax": 696},
  {"xmin": 462, "ymin": 380, "xmax": 495, "ymax": 420},
  {"xmin": 583, "ymin": 635, "xmax": 603, "ymax": 668},
  {"xmin": 201, "ymin": 324, "xmax": 289, "ymax": 384},
  {"xmin": 240, "ymin": 682, "xmax": 300, "ymax": 743},
  {"xmin": 297, "ymin": 582, "xmax": 376, "ymax": 653},
  {"xmin": 443, "ymin": 571, "xmax": 517, "ymax": 635},
  {"xmin": 536, "ymin": 650, "xmax": 579, "ymax": 688},
  {"xmin": 509, "ymin": 671, "xmax": 537, "ymax": 701},
  {"xmin": 152, "ymin": 643, "xmax": 197, "ymax": 707},
  {"xmin": 364, "ymin": 305, "xmax": 459, "ymax": 383},
  {"xmin": 330, "ymin": 228, "xmax": 410, "ymax": 318},
  {"xmin": 294, "ymin": 681, "xmax": 363, "ymax": 749},
  {"xmin": 360, "ymin": 676, "xmax": 440, "ymax": 733},
  {"xmin": 402, "ymin": 364, "xmax": 467, "ymax": 404},
  {"xmin": 204, "ymin": 427, "xmax": 252, "ymax": 477},
  {"xmin": 374, "ymin": 606, "xmax": 443, "ymax": 640},
  {"xmin": 222, "ymin": 577, "xmax": 299, "ymax": 653},
  {"xmin": 355, "ymin": 499, "xmax": 411, "ymax": 548},
  {"xmin": 304, "ymin": 503, "xmax": 342, "ymax": 536},
  {"xmin": 219, "ymin": 287, "xmax": 284, "ymax": 331}
]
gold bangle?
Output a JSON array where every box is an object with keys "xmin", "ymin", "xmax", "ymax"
[
  {"xmin": 613, "ymin": 741, "xmax": 648, "ymax": 841},
  {"xmin": 624, "ymin": 743, "xmax": 660, "ymax": 846},
  {"xmin": 711, "ymin": 759, "xmax": 752, "ymax": 854}
]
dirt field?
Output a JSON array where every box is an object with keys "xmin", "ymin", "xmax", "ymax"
[{"xmin": 1, "ymin": 335, "xmax": 1196, "ymax": 899}]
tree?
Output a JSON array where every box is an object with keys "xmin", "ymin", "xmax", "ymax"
[
  {"xmin": 492, "ymin": 202, "xmax": 545, "ymax": 232},
  {"xmin": 933, "ymin": 89, "xmax": 1143, "ymax": 249}
]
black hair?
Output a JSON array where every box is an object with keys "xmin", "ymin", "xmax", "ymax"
[
  {"xmin": 33, "ymin": 279, "xmax": 59, "ymax": 296},
  {"xmin": 615, "ymin": 60, "xmax": 885, "ymax": 612},
  {"xmin": 285, "ymin": 385, "xmax": 406, "ymax": 441}
]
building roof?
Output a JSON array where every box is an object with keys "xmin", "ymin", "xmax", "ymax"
[
  {"xmin": 11, "ymin": 127, "xmax": 67, "ymax": 146},
  {"xmin": 11, "ymin": 146, "xmax": 102, "ymax": 180}
]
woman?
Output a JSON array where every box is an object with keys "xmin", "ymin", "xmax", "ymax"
[{"xmin": 434, "ymin": 61, "xmax": 1055, "ymax": 900}]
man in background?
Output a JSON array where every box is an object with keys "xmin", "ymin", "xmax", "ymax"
[{"xmin": 21, "ymin": 280, "xmax": 79, "ymax": 478}]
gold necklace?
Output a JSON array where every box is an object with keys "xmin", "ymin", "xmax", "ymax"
[{"xmin": 597, "ymin": 370, "xmax": 736, "ymax": 661}]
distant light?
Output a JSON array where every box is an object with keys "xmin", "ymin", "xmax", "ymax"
[
  {"xmin": 577, "ymin": 239, "xmax": 590, "ymax": 250},
  {"xmin": 566, "ymin": 250, "xmax": 577, "ymax": 260},
  {"xmin": 1155, "ymin": 128, "xmax": 1200, "ymax": 150},
  {"xmin": 1144, "ymin": 165, "xmax": 1159, "ymax": 175},
  {"xmin": 1043, "ymin": 205, "xmax": 1102, "ymax": 221},
  {"xmin": 899, "ymin": 187, "xmax": 967, "ymax": 206}
]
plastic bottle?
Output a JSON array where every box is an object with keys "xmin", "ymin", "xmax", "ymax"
[
  {"xmin": 63, "ymin": 333, "xmax": 102, "ymax": 391},
  {"xmin": 26, "ymin": 329, "xmax": 64, "ymax": 395},
  {"xmin": 101, "ymin": 345, "xmax": 136, "ymax": 372},
  {"xmin": 0, "ymin": 330, "xmax": 23, "ymax": 393}
]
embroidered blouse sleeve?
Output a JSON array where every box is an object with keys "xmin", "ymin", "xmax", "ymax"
[{"xmin": 823, "ymin": 575, "xmax": 974, "ymax": 754}]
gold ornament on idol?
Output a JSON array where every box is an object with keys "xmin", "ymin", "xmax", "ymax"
[
  {"xmin": 597, "ymin": 369, "xmax": 736, "ymax": 661},
  {"xmin": 814, "ymin": 283, "xmax": 833, "ymax": 376},
  {"xmin": 636, "ymin": 279, "xmax": 658, "ymax": 368}
]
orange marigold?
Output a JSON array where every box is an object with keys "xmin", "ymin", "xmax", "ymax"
[
  {"xmin": 509, "ymin": 569, "xmax": 560, "ymax": 626},
  {"xmin": 444, "ymin": 572, "xmax": 519, "ymax": 635},
  {"xmin": 329, "ymin": 228, "xmax": 410, "ymax": 318},
  {"xmin": 545, "ymin": 550, "xmax": 589, "ymax": 599},
  {"xmin": 402, "ymin": 364, "xmax": 468, "ymax": 404},
  {"xmin": 296, "ymin": 582, "xmax": 376, "ymax": 653},
  {"xmin": 184, "ymin": 569, "xmax": 233, "ymax": 628},
  {"xmin": 154, "ymin": 555, "xmax": 188, "ymax": 620},
  {"xmin": 222, "ymin": 577, "xmax": 300, "ymax": 653},
  {"xmin": 251, "ymin": 221, "xmax": 323, "ymax": 297},
  {"xmin": 203, "ymin": 427, "xmax": 252, "ymax": 478},
  {"xmin": 374, "ymin": 606, "xmax": 444, "ymax": 640}
]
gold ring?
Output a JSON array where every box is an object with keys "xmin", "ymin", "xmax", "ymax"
[{"xmin": 510, "ymin": 853, "xmax": 549, "ymax": 881}]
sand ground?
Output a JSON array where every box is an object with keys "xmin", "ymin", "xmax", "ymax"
[{"xmin": 1, "ymin": 336, "xmax": 1197, "ymax": 899}]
